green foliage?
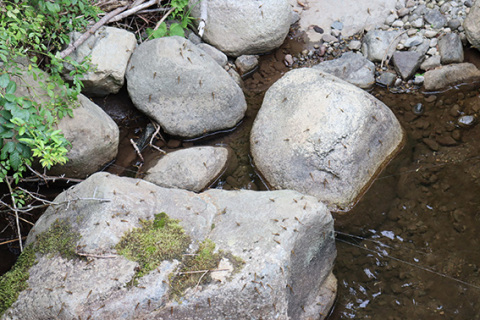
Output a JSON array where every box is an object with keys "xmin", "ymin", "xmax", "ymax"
[
  {"xmin": 0, "ymin": 219, "xmax": 82, "ymax": 315},
  {"xmin": 145, "ymin": 0, "xmax": 194, "ymax": 39},
  {"xmin": 0, "ymin": 0, "xmax": 101, "ymax": 183},
  {"xmin": 115, "ymin": 213, "xmax": 191, "ymax": 279}
]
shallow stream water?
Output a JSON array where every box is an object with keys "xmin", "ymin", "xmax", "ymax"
[{"xmin": 2, "ymin": 36, "xmax": 480, "ymax": 319}]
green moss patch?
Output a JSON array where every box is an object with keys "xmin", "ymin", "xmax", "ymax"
[
  {"xmin": 115, "ymin": 212, "xmax": 191, "ymax": 279},
  {"xmin": 169, "ymin": 239, "xmax": 245, "ymax": 300},
  {"xmin": 34, "ymin": 219, "xmax": 81, "ymax": 259},
  {"xmin": 0, "ymin": 219, "xmax": 81, "ymax": 315}
]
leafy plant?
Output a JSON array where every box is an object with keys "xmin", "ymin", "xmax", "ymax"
[
  {"xmin": 145, "ymin": 0, "xmax": 194, "ymax": 39},
  {"xmin": 0, "ymin": 0, "xmax": 101, "ymax": 183}
]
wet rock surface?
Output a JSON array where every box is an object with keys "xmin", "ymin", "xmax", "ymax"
[
  {"xmin": 331, "ymin": 83, "xmax": 480, "ymax": 320},
  {"xmin": 250, "ymin": 69, "xmax": 404, "ymax": 211},
  {"xmin": 3, "ymin": 173, "xmax": 336, "ymax": 320},
  {"xmin": 126, "ymin": 36, "xmax": 246, "ymax": 138},
  {"xmin": 424, "ymin": 62, "xmax": 480, "ymax": 91}
]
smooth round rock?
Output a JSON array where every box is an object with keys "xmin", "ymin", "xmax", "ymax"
[
  {"xmin": 144, "ymin": 147, "xmax": 229, "ymax": 192},
  {"xmin": 251, "ymin": 69, "xmax": 404, "ymax": 211},
  {"xmin": 126, "ymin": 37, "xmax": 246, "ymax": 138}
]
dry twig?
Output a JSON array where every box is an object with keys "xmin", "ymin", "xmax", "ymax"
[
  {"xmin": 59, "ymin": 5, "xmax": 129, "ymax": 59},
  {"xmin": 109, "ymin": 0, "xmax": 159, "ymax": 23}
]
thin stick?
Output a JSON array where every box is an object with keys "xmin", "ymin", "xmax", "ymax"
[
  {"xmin": 178, "ymin": 268, "xmax": 230, "ymax": 275},
  {"xmin": 59, "ymin": 5, "xmax": 129, "ymax": 59},
  {"xmin": 149, "ymin": 122, "xmax": 167, "ymax": 154},
  {"xmin": 380, "ymin": 30, "xmax": 407, "ymax": 69},
  {"xmin": 4, "ymin": 212, "xmax": 35, "ymax": 226},
  {"xmin": 152, "ymin": 6, "xmax": 175, "ymax": 32},
  {"xmin": 5, "ymin": 177, "xmax": 23, "ymax": 252},
  {"xmin": 130, "ymin": 138, "xmax": 145, "ymax": 162},
  {"xmin": 137, "ymin": 7, "xmax": 171, "ymax": 14},
  {"xmin": 109, "ymin": 0, "xmax": 158, "ymax": 23},
  {"xmin": 0, "ymin": 236, "xmax": 27, "ymax": 247},
  {"xmin": 76, "ymin": 251, "xmax": 117, "ymax": 259}
]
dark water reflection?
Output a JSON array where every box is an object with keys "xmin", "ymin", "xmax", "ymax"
[{"xmin": 328, "ymin": 84, "xmax": 480, "ymax": 319}]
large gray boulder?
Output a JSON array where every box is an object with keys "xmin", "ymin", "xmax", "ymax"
[
  {"xmin": 144, "ymin": 146, "xmax": 229, "ymax": 192},
  {"xmin": 251, "ymin": 69, "xmax": 404, "ymax": 211},
  {"xmin": 49, "ymin": 94, "xmax": 119, "ymax": 178},
  {"xmin": 2, "ymin": 172, "xmax": 336, "ymax": 320},
  {"xmin": 63, "ymin": 27, "xmax": 136, "ymax": 96},
  {"xmin": 313, "ymin": 51, "xmax": 375, "ymax": 89},
  {"xmin": 424, "ymin": 63, "xmax": 480, "ymax": 91},
  {"xmin": 189, "ymin": 0, "xmax": 291, "ymax": 57},
  {"xmin": 126, "ymin": 37, "xmax": 246, "ymax": 138},
  {"xmin": 464, "ymin": 0, "xmax": 480, "ymax": 50},
  {"xmin": 10, "ymin": 61, "xmax": 119, "ymax": 178}
]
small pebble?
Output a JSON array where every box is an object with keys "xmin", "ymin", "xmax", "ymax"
[
  {"xmin": 458, "ymin": 115, "xmax": 476, "ymax": 127},
  {"xmin": 313, "ymin": 25, "xmax": 324, "ymax": 34},
  {"xmin": 284, "ymin": 54, "xmax": 294, "ymax": 66},
  {"xmin": 413, "ymin": 103, "xmax": 425, "ymax": 115}
]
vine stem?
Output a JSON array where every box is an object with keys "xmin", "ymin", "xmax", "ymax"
[{"xmin": 5, "ymin": 177, "xmax": 23, "ymax": 252}]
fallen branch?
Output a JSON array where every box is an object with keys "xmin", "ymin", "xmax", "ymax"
[
  {"xmin": 109, "ymin": 0, "xmax": 159, "ymax": 23},
  {"xmin": 59, "ymin": 5, "xmax": 129, "ymax": 59}
]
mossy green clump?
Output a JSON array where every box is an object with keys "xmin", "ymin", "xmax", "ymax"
[
  {"xmin": 0, "ymin": 219, "xmax": 81, "ymax": 315},
  {"xmin": 34, "ymin": 219, "xmax": 81, "ymax": 260},
  {"xmin": 170, "ymin": 239, "xmax": 221, "ymax": 299},
  {"xmin": 115, "ymin": 212, "xmax": 191, "ymax": 279},
  {"xmin": 0, "ymin": 246, "xmax": 35, "ymax": 314}
]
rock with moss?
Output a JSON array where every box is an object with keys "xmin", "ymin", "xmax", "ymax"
[{"xmin": 2, "ymin": 172, "xmax": 336, "ymax": 319}]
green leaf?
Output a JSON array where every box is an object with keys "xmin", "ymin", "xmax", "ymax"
[
  {"xmin": 147, "ymin": 23, "xmax": 167, "ymax": 39},
  {"xmin": 18, "ymin": 126, "xmax": 25, "ymax": 136},
  {"xmin": 9, "ymin": 151, "xmax": 22, "ymax": 171},
  {"xmin": 0, "ymin": 74, "xmax": 9, "ymax": 88},
  {"xmin": 5, "ymin": 93, "xmax": 17, "ymax": 102},
  {"xmin": 169, "ymin": 23, "xmax": 185, "ymax": 37},
  {"xmin": 1, "ymin": 141, "xmax": 15, "ymax": 159}
]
